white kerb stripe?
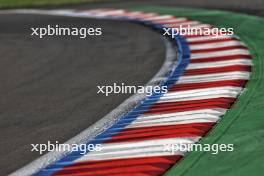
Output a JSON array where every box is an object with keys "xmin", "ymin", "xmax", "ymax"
[
  {"xmin": 75, "ymin": 137, "xmax": 199, "ymax": 162},
  {"xmin": 127, "ymin": 119, "xmax": 218, "ymax": 129},
  {"xmin": 189, "ymin": 40, "xmax": 245, "ymax": 50},
  {"xmin": 187, "ymin": 59, "xmax": 252, "ymax": 69},
  {"xmin": 177, "ymin": 71, "xmax": 250, "ymax": 84},
  {"xmin": 186, "ymin": 35, "xmax": 232, "ymax": 42},
  {"xmin": 190, "ymin": 49, "xmax": 250, "ymax": 59}
]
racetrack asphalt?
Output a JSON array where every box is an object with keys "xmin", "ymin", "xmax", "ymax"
[
  {"xmin": 1, "ymin": 0, "xmax": 264, "ymax": 175},
  {"xmin": 0, "ymin": 14, "xmax": 165, "ymax": 175}
]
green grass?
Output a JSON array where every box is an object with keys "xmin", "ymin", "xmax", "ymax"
[
  {"xmin": 133, "ymin": 6, "xmax": 264, "ymax": 176},
  {"xmin": 0, "ymin": 0, "xmax": 104, "ymax": 8}
]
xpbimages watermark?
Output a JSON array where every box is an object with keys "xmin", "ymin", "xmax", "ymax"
[
  {"xmin": 164, "ymin": 143, "xmax": 234, "ymax": 155},
  {"xmin": 30, "ymin": 25, "xmax": 102, "ymax": 38},
  {"xmin": 163, "ymin": 25, "xmax": 234, "ymax": 38},
  {"xmin": 97, "ymin": 83, "xmax": 168, "ymax": 96},
  {"xmin": 31, "ymin": 141, "xmax": 102, "ymax": 155}
]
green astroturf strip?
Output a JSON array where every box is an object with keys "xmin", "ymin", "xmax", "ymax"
[{"xmin": 133, "ymin": 6, "xmax": 264, "ymax": 176}]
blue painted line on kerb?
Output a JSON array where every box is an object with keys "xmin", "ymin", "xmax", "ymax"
[{"xmin": 35, "ymin": 17, "xmax": 190, "ymax": 176}]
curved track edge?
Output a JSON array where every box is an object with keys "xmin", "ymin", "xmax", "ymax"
[{"xmin": 4, "ymin": 8, "xmax": 255, "ymax": 176}]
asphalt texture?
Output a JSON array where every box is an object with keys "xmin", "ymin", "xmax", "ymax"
[
  {"xmin": 1, "ymin": 0, "xmax": 264, "ymax": 175},
  {"xmin": 0, "ymin": 14, "xmax": 165, "ymax": 175}
]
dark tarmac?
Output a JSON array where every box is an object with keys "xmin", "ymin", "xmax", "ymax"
[{"xmin": 0, "ymin": 14, "xmax": 165, "ymax": 175}]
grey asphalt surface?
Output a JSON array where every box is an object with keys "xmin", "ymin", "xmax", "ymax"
[
  {"xmin": 0, "ymin": 0, "xmax": 263, "ymax": 175},
  {"xmin": 0, "ymin": 14, "xmax": 165, "ymax": 175}
]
